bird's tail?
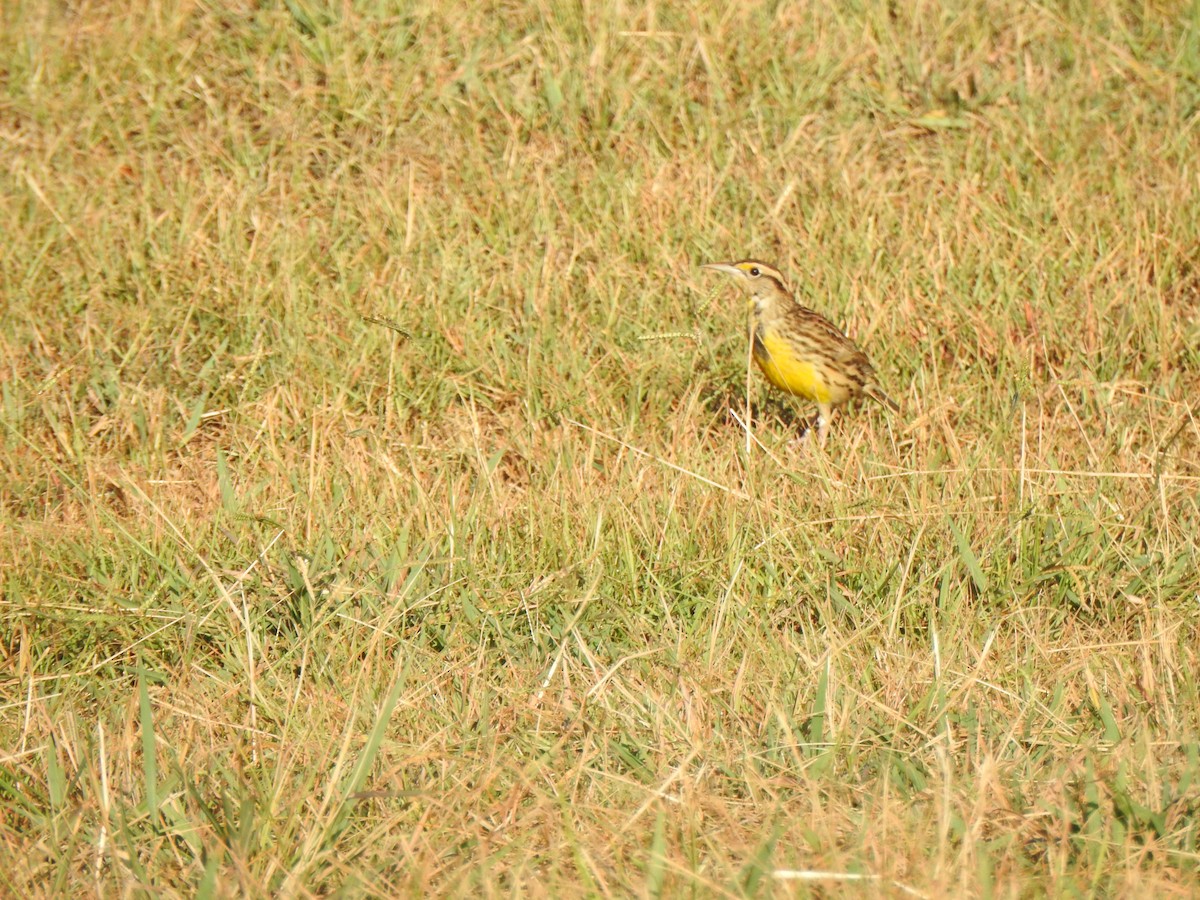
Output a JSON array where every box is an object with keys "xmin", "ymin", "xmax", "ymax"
[{"xmin": 865, "ymin": 382, "xmax": 900, "ymax": 413}]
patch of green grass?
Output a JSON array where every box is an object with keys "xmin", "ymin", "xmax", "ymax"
[{"xmin": 3, "ymin": 0, "xmax": 1200, "ymax": 894}]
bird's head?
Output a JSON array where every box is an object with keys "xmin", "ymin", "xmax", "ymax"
[{"xmin": 701, "ymin": 259, "xmax": 791, "ymax": 314}]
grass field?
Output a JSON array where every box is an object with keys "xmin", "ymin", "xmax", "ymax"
[{"xmin": 3, "ymin": 0, "xmax": 1200, "ymax": 895}]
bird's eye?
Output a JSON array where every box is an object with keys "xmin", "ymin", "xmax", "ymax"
[{"xmin": 749, "ymin": 267, "xmax": 760, "ymax": 277}]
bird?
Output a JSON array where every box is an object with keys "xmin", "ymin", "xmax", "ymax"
[{"xmin": 701, "ymin": 259, "xmax": 898, "ymax": 446}]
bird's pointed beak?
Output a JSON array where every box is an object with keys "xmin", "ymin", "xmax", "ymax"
[{"xmin": 701, "ymin": 262, "xmax": 741, "ymax": 277}]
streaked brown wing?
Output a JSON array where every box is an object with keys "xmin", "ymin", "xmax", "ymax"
[{"xmin": 788, "ymin": 306, "xmax": 864, "ymax": 361}]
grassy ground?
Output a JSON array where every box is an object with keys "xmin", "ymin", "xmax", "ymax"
[{"xmin": 3, "ymin": 0, "xmax": 1200, "ymax": 895}]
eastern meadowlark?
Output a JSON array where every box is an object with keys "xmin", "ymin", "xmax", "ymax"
[{"xmin": 702, "ymin": 259, "xmax": 898, "ymax": 446}]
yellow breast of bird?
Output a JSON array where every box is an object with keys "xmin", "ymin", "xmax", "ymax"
[{"xmin": 753, "ymin": 326, "xmax": 834, "ymax": 404}]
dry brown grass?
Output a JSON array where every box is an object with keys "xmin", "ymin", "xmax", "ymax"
[{"xmin": 2, "ymin": 0, "xmax": 1199, "ymax": 895}]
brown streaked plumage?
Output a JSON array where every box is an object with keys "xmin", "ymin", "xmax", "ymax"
[{"xmin": 702, "ymin": 259, "xmax": 898, "ymax": 445}]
